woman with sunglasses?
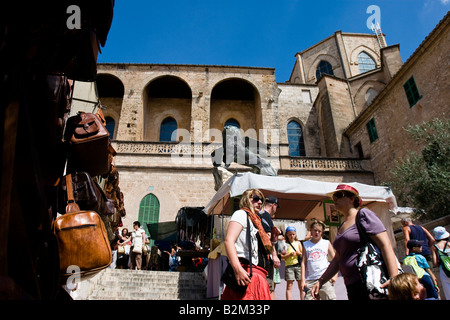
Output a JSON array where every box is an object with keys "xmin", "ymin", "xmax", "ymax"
[
  {"xmin": 310, "ymin": 184, "xmax": 399, "ymax": 300},
  {"xmin": 222, "ymin": 189, "xmax": 273, "ymax": 300}
]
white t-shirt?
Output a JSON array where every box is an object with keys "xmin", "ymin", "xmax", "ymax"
[
  {"xmin": 229, "ymin": 209, "xmax": 259, "ymax": 266},
  {"xmin": 132, "ymin": 228, "xmax": 144, "ymax": 248},
  {"xmin": 303, "ymin": 238, "xmax": 330, "ymax": 280}
]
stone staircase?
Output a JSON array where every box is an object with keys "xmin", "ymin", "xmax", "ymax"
[{"xmin": 77, "ymin": 268, "xmax": 207, "ymax": 300}]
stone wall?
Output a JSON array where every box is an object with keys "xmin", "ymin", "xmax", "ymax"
[{"xmin": 345, "ymin": 17, "xmax": 450, "ymax": 185}]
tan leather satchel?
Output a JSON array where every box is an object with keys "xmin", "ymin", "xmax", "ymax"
[
  {"xmin": 65, "ymin": 112, "xmax": 111, "ymax": 177},
  {"xmin": 54, "ymin": 174, "xmax": 112, "ymax": 279}
]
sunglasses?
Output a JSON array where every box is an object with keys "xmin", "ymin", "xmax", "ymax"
[
  {"xmin": 252, "ymin": 195, "xmax": 264, "ymax": 203},
  {"xmin": 332, "ymin": 191, "xmax": 347, "ymax": 199}
]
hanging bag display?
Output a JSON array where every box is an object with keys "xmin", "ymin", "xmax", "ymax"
[
  {"xmin": 53, "ymin": 174, "xmax": 112, "ymax": 279},
  {"xmin": 57, "ymin": 171, "xmax": 114, "ymax": 216}
]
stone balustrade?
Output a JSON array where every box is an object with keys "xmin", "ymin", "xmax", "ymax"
[
  {"xmin": 287, "ymin": 157, "xmax": 370, "ymax": 172},
  {"xmin": 111, "ymin": 141, "xmax": 370, "ymax": 172}
]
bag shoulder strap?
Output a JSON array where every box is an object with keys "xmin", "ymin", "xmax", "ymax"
[
  {"xmin": 435, "ymin": 239, "xmax": 450, "ymax": 258},
  {"xmin": 246, "ymin": 214, "xmax": 252, "ymax": 278},
  {"xmin": 287, "ymin": 240, "xmax": 296, "ymax": 252},
  {"xmin": 355, "ymin": 209, "xmax": 370, "ymax": 245},
  {"xmin": 65, "ymin": 174, "xmax": 80, "ymax": 214}
]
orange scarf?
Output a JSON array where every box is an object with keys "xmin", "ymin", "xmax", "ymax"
[{"xmin": 243, "ymin": 208, "xmax": 273, "ymax": 254}]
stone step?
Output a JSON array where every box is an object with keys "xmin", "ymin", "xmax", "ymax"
[
  {"xmin": 98, "ymin": 272, "xmax": 205, "ymax": 281},
  {"xmin": 94, "ymin": 281, "xmax": 206, "ymax": 291},
  {"xmin": 98, "ymin": 279, "xmax": 205, "ymax": 288},
  {"xmin": 102, "ymin": 271, "xmax": 205, "ymax": 281},
  {"xmin": 83, "ymin": 268, "xmax": 207, "ymax": 300},
  {"xmin": 88, "ymin": 290, "xmax": 206, "ymax": 300}
]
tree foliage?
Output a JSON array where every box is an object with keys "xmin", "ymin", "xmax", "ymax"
[{"xmin": 387, "ymin": 116, "xmax": 450, "ymax": 220}]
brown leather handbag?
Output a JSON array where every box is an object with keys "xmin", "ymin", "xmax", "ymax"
[
  {"xmin": 57, "ymin": 171, "xmax": 114, "ymax": 216},
  {"xmin": 53, "ymin": 174, "xmax": 112, "ymax": 279},
  {"xmin": 64, "ymin": 112, "xmax": 110, "ymax": 177}
]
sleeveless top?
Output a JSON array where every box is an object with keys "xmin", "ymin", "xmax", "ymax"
[
  {"xmin": 410, "ymin": 225, "xmax": 431, "ymax": 256},
  {"xmin": 303, "ymin": 238, "xmax": 330, "ymax": 280}
]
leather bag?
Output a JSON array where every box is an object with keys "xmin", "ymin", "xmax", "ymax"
[
  {"xmin": 65, "ymin": 112, "xmax": 110, "ymax": 177},
  {"xmin": 58, "ymin": 171, "xmax": 114, "ymax": 216},
  {"xmin": 53, "ymin": 174, "xmax": 112, "ymax": 279}
]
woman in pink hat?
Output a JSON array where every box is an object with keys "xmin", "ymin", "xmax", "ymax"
[{"xmin": 310, "ymin": 184, "xmax": 400, "ymax": 300}]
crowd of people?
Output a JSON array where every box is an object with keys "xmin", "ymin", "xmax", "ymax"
[
  {"xmin": 110, "ymin": 221, "xmax": 207, "ymax": 272},
  {"xmin": 111, "ymin": 221, "xmax": 152, "ymax": 271},
  {"xmin": 221, "ymin": 184, "xmax": 450, "ymax": 301},
  {"xmin": 106, "ymin": 185, "xmax": 449, "ymax": 301}
]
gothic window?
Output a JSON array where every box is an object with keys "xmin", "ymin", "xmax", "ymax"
[
  {"xmin": 358, "ymin": 52, "xmax": 377, "ymax": 73},
  {"xmin": 138, "ymin": 193, "xmax": 160, "ymax": 243},
  {"xmin": 105, "ymin": 116, "xmax": 115, "ymax": 140},
  {"xmin": 159, "ymin": 117, "xmax": 177, "ymax": 142},
  {"xmin": 225, "ymin": 118, "xmax": 240, "ymax": 128},
  {"xmin": 365, "ymin": 88, "xmax": 378, "ymax": 106},
  {"xmin": 316, "ymin": 61, "xmax": 334, "ymax": 80},
  {"xmin": 287, "ymin": 120, "xmax": 306, "ymax": 156}
]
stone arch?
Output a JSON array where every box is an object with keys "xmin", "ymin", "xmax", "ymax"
[
  {"xmin": 97, "ymin": 73, "xmax": 125, "ymax": 98},
  {"xmin": 97, "ymin": 73, "xmax": 124, "ymax": 139},
  {"xmin": 209, "ymin": 78, "xmax": 262, "ymax": 142},
  {"xmin": 350, "ymin": 46, "xmax": 380, "ymax": 68},
  {"xmin": 143, "ymin": 75, "xmax": 192, "ymax": 141},
  {"xmin": 307, "ymin": 54, "xmax": 341, "ymax": 83},
  {"xmin": 353, "ymin": 80, "xmax": 386, "ymax": 114}
]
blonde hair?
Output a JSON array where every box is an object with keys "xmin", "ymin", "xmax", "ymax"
[
  {"xmin": 239, "ymin": 188, "xmax": 264, "ymax": 214},
  {"xmin": 388, "ymin": 273, "xmax": 420, "ymax": 300}
]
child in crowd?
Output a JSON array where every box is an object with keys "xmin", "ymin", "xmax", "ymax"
[
  {"xmin": 281, "ymin": 226, "xmax": 302, "ymax": 300},
  {"xmin": 403, "ymin": 240, "xmax": 440, "ymax": 299},
  {"xmin": 388, "ymin": 272, "xmax": 436, "ymax": 300},
  {"xmin": 301, "ymin": 219, "xmax": 337, "ymax": 300}
]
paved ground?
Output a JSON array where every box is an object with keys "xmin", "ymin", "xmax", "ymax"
[{"xmin": 273, "ymin": 261, "xmax": 348, "ymax": 300}]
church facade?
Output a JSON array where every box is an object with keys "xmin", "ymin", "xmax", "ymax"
[{"xmin": 96, "ymin": 12, "xmax": 449, "ymax": 230}]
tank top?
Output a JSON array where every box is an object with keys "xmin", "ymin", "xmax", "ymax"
[
  {"xmin": 303, "ymin": 238, "xmax": 330, "ymax": 280},
  {"xmin": 410, "ymin": 225, "xmax": 431, "ymax": 256},
  {"xmin": 284, "ymin": 240, "xmax": 301, "ymax": 266}
]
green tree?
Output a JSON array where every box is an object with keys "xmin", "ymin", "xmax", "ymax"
[{"xmin": 387, "ymin": 116, "xmax": 450, "ymax": 220}]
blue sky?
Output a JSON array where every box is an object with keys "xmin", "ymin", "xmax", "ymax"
[{"xmin": 98, "ymin": 0, "xmax": 449, "ymax": 82}]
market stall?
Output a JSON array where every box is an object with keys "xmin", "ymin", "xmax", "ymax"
[{"xmin": 202, "ymin": 172, "xmax": 399, "ymax": 298}]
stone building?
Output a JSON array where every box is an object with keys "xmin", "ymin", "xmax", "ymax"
[
  {"xmin": 345, "ymin": 12, "xmax": 450, "ymax": 185},
  {"xmin": 96, "ymin": 12, "xmax": 449, "ymax": 231}
]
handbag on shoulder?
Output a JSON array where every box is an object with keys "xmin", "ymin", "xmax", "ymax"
[
  {"xmin": 53, "ymin": 174, "xmax": 112, "ymax": 280},
  {"xmin": 355, "ymin": 209, "xmax": 403, "ymax": 300}
]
